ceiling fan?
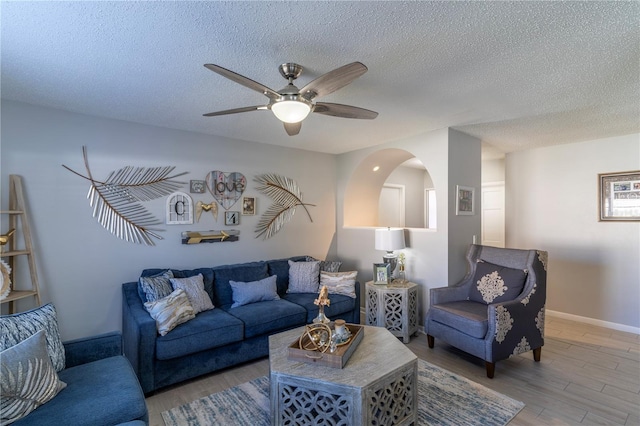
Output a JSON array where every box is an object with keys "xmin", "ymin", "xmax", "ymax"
[{"xmin": 203, "ymin": 62, "xmax": 378, "ymax": 136}]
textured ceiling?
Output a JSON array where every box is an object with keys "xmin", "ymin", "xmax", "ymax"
[{"xmin": 2, "ymin": 1, "xmax": 639, "ymax": 156}]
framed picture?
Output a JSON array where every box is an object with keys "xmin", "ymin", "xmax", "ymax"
[
  {"xmin": 456, "ymin": 185, "xmax": 475, "ymax": 216},
  {"xmin": 224, "ymin": 211, "xmax": 240, "ymax": 226},
  {"xmin": 242, "ymin": 196, "xmax": 256, "ymax": 215},
  {"xmin": 373, "ymin": 263, "xmax": 390, "ymax": 285},
  {"xmin": 599, "ymin": 170, "xmax": 640, "ymax": 221},
  {"xmin": 190, "ymin": 180, "xmax": 206, "ymax": 194}
]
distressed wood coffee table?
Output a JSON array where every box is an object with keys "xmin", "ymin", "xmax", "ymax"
[{"xmin": 269, "ymin": 325, "xmax": 417, "ymax": 426}]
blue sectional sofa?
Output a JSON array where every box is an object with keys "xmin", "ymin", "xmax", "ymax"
[
  {"xmin": 122, "ymin": 256, "xmax": 360, "ymax": 394},
  {"xmin": 13, "ymin": 332, "xmax": 148, "ymax": 426}
]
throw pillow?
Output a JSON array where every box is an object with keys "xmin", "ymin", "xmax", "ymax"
[
  {"xmin": 139, "ymin": 270, "xmax": 174, "ymax": 303},
  {"xmin": 229, "ymin": 275, "xmax": 280, "ymax": 308},
  {"xmin": 304, "ymin": 256, "xmax": 342, "ymax": 272},
  {"xmin": 288, "ymin": 260, "xmax": 321, "ymax": 293},
  {"xmin": 0, "ymin": 330, "xmax": 67, "ymax": 425},
  {"xmin": 170, "ymin": 274, "xmax": 215, "ymax": 314},
  {"xmin": 144, "ymin": 288, "xmax": 195, "ymax": 336},
  {"xmin": 468, "ymin": 260, "xmax": 528, "ymax": 304},
  {"xmin": 0, "ymin": 303, "xmax": 66, "ymax": 372},
  {"xmin": 320, "ymin": 271, "xmax": 358, "ymax": 298}
]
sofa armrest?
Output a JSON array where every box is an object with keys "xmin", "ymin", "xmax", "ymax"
[
  {"xmin": 122, "ymin": 281, "xmax": 158, "ymax": 394},
  {"xmin": 64, "ymin": 331, "xmax": 123, "ymax": 368}
]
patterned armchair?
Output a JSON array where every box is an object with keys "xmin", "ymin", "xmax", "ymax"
[{"xmin": 424, "ymin": 244, "xmax": 548, "ymax": 378}]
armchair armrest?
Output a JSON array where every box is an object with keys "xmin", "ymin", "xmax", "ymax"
[
  {"xmin": 430, "ymin": 284, "xmax": 468, "ymax": 305},
  {"xmin": 64, "ymin": 331, "xmax": 122, "ymax": 368}
]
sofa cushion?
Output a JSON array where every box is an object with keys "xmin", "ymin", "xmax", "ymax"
[
  {"xmin": 138, "ymin": 270, "xmax": 174, "ymax": 303},
  {"xmin": 170, "ymin": 274, "xmax": 214, "ymax": 314},
  {"xmin": 0, "ymin": 303, "xmax": 66, "ymax": 372},
  {"xmin": 468, "ymin": 260, "xmax": 528, "ymax": 304},
  {"xmin": 155, "ymin": 309, "xmax": 244, "ymax": 360},
  {"xmin": 226, "ymin": 299, "xmax": 306, "ymax": 339},
  {"xmin": 229, "ymin": 275, "xmax": 280, "ymax": 308},
  {"xmin": 12, "ymin": 355, "xmax": 147, "ymax": 426},
  {"xmin": 320, "ymin": 271, "xmax": 357, "ymax": 298},
  {"xmin": 267, "ymin": 256, "xmax": 307, "ymax": 295},
  {"xmin": 212, "ymin": 262, "xmax": 268, "ymax": 307},
  {"xmin": 288, "ymin": 260, "xmax": 320, "ymax": 293},
  {"xmin": 283, "ymin": 293, "xmax": 358, "ymax": 324},
  {"xmin": 142, "ymin": 268, "xmax": 214, "ymax": 304},
  {"xmin": 144, "ymin": 289, "xmax": 196, "ymax": 336},
  {"xmin": 1, "ymin": 331, "xmax": 67, "ymax": 425},
  {"xmin": 429, "ymin": 301, "xmax": 488, "ymax": 339}
]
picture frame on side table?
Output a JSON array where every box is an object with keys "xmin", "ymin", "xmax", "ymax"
[
  {"xmin": 373, "ymin": 263, "xmax": 390, "ymax": 285},
  {"xmin": 456, "ymin": 185, "xmax": 475, "ymax": 216},
  {"xmin": 598, "ymin": 170, "xmax": 640, "ymax": 221}
]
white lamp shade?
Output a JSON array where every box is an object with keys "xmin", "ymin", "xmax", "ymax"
[
  {"xmin": 375, "ymin": 228, "xmax": 406, "ymax": 251},
  {"xmin": 271, "ymin": 100, "xmax": 311, "ymax": 123}
]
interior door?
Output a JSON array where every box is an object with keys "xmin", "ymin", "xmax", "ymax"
[
  {"xmin": 379, "ymin": 184, "xmax": 405, "ymax": 227},
  {"xmin": 481, "ymin": 182, "xmax": 505, "ymax": 247}
]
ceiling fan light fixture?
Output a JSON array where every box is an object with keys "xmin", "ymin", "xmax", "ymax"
[{"xmin": 271, "ymin": 97, "xmax": 312, "ymax": 123}]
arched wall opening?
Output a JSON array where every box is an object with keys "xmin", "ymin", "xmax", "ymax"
[{"xmin": 343, "ymin": 147, "xmax": 435, "ymax": 228}]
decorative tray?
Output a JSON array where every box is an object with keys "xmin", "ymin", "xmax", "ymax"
[{"xmin": 287, "ymin": 323, "xmax": 364, "ymax": 369}]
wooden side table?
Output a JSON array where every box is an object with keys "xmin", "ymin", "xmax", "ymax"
[{"xmin": 365, "ymin": 281, "xmax": 419, "ymax": 343}]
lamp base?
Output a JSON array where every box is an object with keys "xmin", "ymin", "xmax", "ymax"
[{"xmin": 383, "ymin": 252, "xmax": 398, "ymax": 278}]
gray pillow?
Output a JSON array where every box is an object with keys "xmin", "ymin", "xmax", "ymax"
[
  {"xmin": 288, "ymin": 260, "xmax": 321, "ymax": 293},
  {"xmin": 170, "ymin": 274, "xmax": 214, "ymax": 314},
  {"xmin": 304, "ymin": 256, "xmax": 342, "ymax": 272},
  {"xmin": 229, "ymin": 275, "xmax": 280, "ymax": 308},
  {"xmin": 0, "ymin": 330, "xmax": 67, "ymax": 424},
  {"xmin": 0, "ymin": 303, "xmax": 66, "ymax": 372},
  {"xmin": 139, "ymin": 270, "xmax": 174, "ymax": 303}
]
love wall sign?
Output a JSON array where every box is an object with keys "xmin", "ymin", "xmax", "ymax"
[{"xmin": 206, "ymin": 171, "xmax": 246, "ymax": 210}]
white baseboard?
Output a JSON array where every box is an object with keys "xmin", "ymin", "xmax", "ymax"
[{"xmin": 546, "ymin": 309, "xmax": 640, "ymax": 335}]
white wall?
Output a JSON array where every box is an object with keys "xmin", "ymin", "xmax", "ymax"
[
  {"xmin": 1, "ymin": 101, "xmax": 338, "ymax": 339},
  {"xmin": 506, "ymin": 134, "xmax": 640, "ymax": 330},
  {"xmin": 384, "ymin": 166, "xmax": 428, "ymax": 228}
]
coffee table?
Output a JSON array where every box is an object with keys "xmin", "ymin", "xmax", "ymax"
[{"xmin": 269, "ymin": 325, "xmax": 417, "ymax": 426}]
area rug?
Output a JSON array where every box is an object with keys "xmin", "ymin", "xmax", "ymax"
[{"xmin": 162, "ymin": 359, "xmax": 524, "ymax": 425}]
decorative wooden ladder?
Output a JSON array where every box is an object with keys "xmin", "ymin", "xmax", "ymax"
[{"xmin": 1, "ymin": 175, "xmax": 42, "ymax": 313}]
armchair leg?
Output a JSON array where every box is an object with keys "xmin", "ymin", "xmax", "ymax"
[
  {"xmin": 485, "ymin": 361, "xmax": 495, "ymax": 379},
  {"xmin": 533, "ymin": 347, "xmax": 542, "ymax": 362},
  {"xmin": 427, "ymin": 334, "xmax": 434, "ymax": 348}
]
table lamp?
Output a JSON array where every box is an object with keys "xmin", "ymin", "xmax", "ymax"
[{"xmin": 375, "ymin": 227, "xmax": 406, "ymax": 277}]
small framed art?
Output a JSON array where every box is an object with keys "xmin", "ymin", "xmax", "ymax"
[
  {"xmin": 242, "ymin": 197, "xmax": 256, "ymax": 215},
  {"xmin": 225, "ymin": 211, "xmax": 240, "ymax": 226},
  {"xmin": 373, "ymin": 263, "xmax": 390, "ymax": 285},
  {"xmin": 599, "ymin": 170, "xmax": 640, "ymax": 221},
  {"xmin": 190, "ymin": 180, "xmax": 206, "ymax": 194},
  {"xmin": 456, "ymin": 185, "xmax": 475, "ymax": 216}
]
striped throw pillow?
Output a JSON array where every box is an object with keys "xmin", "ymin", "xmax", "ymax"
[
  {"xmin": 320, "ymin": 271, "xmax": 358, "ymax": 298},
  {"xmin": 170, "ymin": 274, "xmax": 214, "ymax": 314}
]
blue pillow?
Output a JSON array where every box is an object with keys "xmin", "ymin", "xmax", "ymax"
[{"xmin": 229, "ymin": 275, "xmax": 280, "ymax": 308}]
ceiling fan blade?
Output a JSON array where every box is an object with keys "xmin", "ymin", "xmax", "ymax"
[
  {"xmin": 300, "ymin": 62, "xmax": 368, "ymax": 100},
  {"xmin": 203, "ymin": 105, "xmax": 267, "ymax": 117},
  {"xmin": 284, "ymin": 122, "xmax": 302, "ymax": 136},
  {"xmin": 313, "ymin": 102, "xmax": 378, "ymax": 119},
  {"xmin": 204, "ymin": 64, "xmax": 280, "ymax": 100}
]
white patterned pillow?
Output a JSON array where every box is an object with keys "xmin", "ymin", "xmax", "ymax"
[
  {"xmin": 170, "ymin": 274, "xmax": 214, "ymax": 314},
  {"xmin": 320, "ymin": 271, "xmax": 358, "ymax": 298},
  {"xmin": 0, "ymin": 330, "xmax": 67, "ymax": 424},
  {"xmin": 144, "ymin": 288, "xmax": 195, "ymax": 336},
  {"xmin": 139, "ymin": 270, "xmax": 174, "ymax": 303},
  {"xmin": 288, "ymin": 260, "xmax": 321, "ymax": 293},
  {"xmin": 0, "ymin": 303, "xmax": 66, "ymax": 372}
]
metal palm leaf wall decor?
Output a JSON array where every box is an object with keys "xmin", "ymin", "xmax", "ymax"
[
  {"xmin": 63, "ymin": 146, "xmax": 187, "ymax": 246},
  {"xmin": 254, "ymin": 173, "xmax": 315, "ymax": 240}
]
